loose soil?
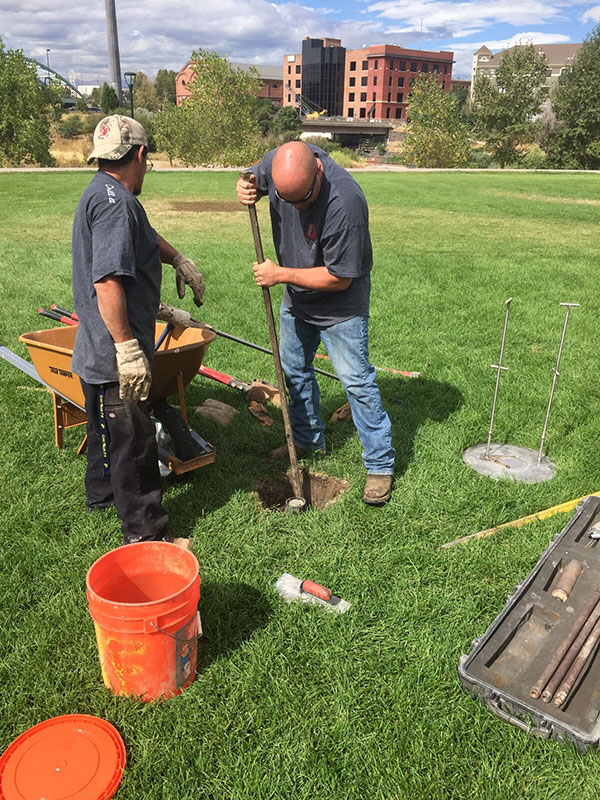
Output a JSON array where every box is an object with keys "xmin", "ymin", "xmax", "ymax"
[
  {"xmin": 170, "ymin": 201, "xmax": 244, "ymax": 213},
  {"xmin": 255, "ymin": 468, "xmax": 349, "ymax": 511}
]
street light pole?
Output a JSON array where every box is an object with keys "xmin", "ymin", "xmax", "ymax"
[{"xmin": 124, "ymin": 72, "xmax": 135, "ymax": 118}]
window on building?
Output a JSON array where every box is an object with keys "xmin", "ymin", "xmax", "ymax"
[
  {"xmin": 395, "ymin": 107, "xmax": 402, "ymax": 119},
  {"xmin": 360, "ymin": 92, "xmax": 367, "ymax": 101},
  {"xmin": 409, "ymin": 78, "xmax": 415, "ymax": 87},
  {"xmin": 372, "ymin": 92, "xmax": 376, "ymax": 101},
  {"xmin": 386, "ymin": 108, "xmax": 391, "ymax": 118},
  {"xmin": 389, "ymin": 76, "xmax": 392, "ymax": 86},
  {"xmin": 350, "ymin": 61, "xmax": 356, "ymax": 70},
  {"xmin": 288, "ymin": 66, "xmax": 291, "ymax": 74},
  {"xmin": 421, "ymin": 63, "xmax": 428, "ymax": 73},
  {"xmin": 362, "ymin": 60, "xmax": 368, "ymax": 69},
  {"xmin": 398, "ymin": 77, "xmax": 404, "ymax": 87},
  {"xmin": 411, "ymin": 62, "xmax": 417, "ymax": 72},
  {"xmin": 361, "ymin": 76, "xmax": 367, "ymax": 86},
  {"xmin": 272, "ymin": 84, "xmax": 278, "ymax": 88},
  {"xmin": 295, "ymin": 80, "xmax": 300, "ymax": 88},
  {"xmin": 397, "ymin": 92, "xmax": 403, "ymax": 103},
  {"xmin": 561, "ymin": 67, "xmax": 568, "ymax": 75},
  {"xmin": 287, "ymin": 94, "xmax": 291, "ymax": 102},
  {"xmin": 374, "ymin": 60, "xmax": 378, "ymax": 69},
  {"xmin": 390, "ymin": 59, "xmax": 394, "ymax": 69},
  {"xmin": 349, "ymin": 77, "xmax": 355, "ymax": 86},
  {"xmin": 399, "ymin": 60, "xmax": 406, "ymax": 70},
  {"xmin": 359, "ymin": 107, "xmax": 366, "ymax": 117},
  {"xmin": 443, "ymin": 65, "xmax": 448, "ymax": 74},
  {"xmin": 296, "ymin": 65, "xmax": 301, "ymax": 73},
  {"xmin": 349, "ymin": 92, "xmax": 355, "ymax": 101},
  {"xmin": 348, "ymin": 107, "xmax": 354, "ymax": 117},
  {"xmin": 433, "ymin": 64, "xmax": 439, "ymax": 73},
  {"xmin": 546, "ymin": 69, "xmax": 552, "ymax": 77},
  {"xmin": 374, "ymin": 76, "xmax": 377, "ymax": 85}
]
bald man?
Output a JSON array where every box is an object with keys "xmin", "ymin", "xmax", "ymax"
[{"xmin": 236, "ymin": 142, "xmax": 394, "ymax": 505}]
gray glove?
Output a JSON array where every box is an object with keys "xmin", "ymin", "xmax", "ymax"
[
  {"xmin": 114, "ymin": 338, "xmax": 152, "ymax": 401},
  {"xmin": 173, "ymin": 252, "xmax": 205, "ymax": 307}
]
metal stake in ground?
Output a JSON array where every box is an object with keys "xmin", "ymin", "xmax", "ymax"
[
  {"xmin": 243, "ymin": 174, "xmax": 306, "ymax": 511},
  {"xmin": 537, "ymin": 302, "xmax": 579, "ymax": 464},
  {"xmin": 485, "ymin": 297, "xmax": 512, "ymax": 459}
]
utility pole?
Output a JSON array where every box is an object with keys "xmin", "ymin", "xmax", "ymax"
[
  {"xmin": 104, "ymin": 0, "xmax": 123, "ymax": 104},
  {"xmin": 46, "ymin": 49, "xmax": 51, "ymax": 83}
]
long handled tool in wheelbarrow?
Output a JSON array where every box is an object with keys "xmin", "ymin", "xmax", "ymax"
[{"xmin": 244, "ymin": 173, "xmax": 306, "ymax": 513}]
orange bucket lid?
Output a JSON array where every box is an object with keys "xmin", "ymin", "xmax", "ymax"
[{"xmin": 0, "ymin": 714, "xmax": 126, "ymax": 800}]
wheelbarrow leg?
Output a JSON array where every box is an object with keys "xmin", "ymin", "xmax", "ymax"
[
  {"xmin": 176, "ymin": 371, "xmax": 189, "ymax": 427},
  {"xmin": 52, "ymin": 391, "xmax": 64, "ymax": 449}
]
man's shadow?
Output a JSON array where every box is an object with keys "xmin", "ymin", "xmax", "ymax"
[
  {"xmin": 196, "ymin": 582, "xmax": 273, "ymax": 672},
  {"xmin": 323, "ymin": 375, "xmax": 463, "ymax": 476}
]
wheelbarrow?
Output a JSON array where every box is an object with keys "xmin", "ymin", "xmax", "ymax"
[{"xmin": 1, "ymin": 323, "xmax": 217, "ymax": 476}]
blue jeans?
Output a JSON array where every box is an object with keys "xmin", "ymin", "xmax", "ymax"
[{"xmin": 279, "ymin": 304, "xmax": 395, "ymax": 474}]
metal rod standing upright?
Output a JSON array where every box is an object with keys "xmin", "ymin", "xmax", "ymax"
[
  {"xmin": 485, "ymin": 297, "xmax": 512, "ymax": 458},
  {"xmin": 244, "ymin": 174, "xmax": 305, "ymax": 504},
  {"xmin": 537, "ymin": 302, "xmax": 579, "ymax": 464}
]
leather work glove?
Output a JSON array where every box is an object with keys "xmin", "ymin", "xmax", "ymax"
[
  {"xmin": 173, "ymin": 252, "xmax": 205, "ymax": 307},
  {"xmin": 114, "ymin": 339, "xmax": 152, "ymax": 401}
]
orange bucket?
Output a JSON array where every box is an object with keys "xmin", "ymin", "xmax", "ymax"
[{"xmin": 86, "ymin": 542, "xmax": 200, "ymax": 702}]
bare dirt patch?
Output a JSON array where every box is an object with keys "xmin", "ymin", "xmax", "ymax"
[
  {"xmin": 171, "ymin": 201, "xmax": 244, "ymax": 213},
  {"xmin": 255, "ymin": 468, "xmax": 349, "ymax": 511}
]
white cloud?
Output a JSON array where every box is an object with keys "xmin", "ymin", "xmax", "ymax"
[{"xmin": 581, "ymin": 5, "xmax": 600, "ymax": 22}]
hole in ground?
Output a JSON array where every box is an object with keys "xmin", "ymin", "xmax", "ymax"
[{"xmin": 255, "ymin": 469, "xmax": 349, "ymax": 511}]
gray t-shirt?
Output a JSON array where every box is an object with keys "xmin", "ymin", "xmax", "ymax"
[
  {"xmin": 71, "ymin": 171, "xmax": 161, "ymax": 384},
  {"xmin": 253, "ymin": 146, "xmax": 372, "ymax": 327}
]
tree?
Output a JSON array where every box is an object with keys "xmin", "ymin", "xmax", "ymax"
[
  {"xmin": 89, "ymin": 87, "xmax": 101, "ymax": 106},
  {"xmin": 0, "ymin": 37, "xmax": 61, "ymax": 166},
  {"xmin": 473, "ymin": 44, "xmax": 548, "ymax": 167},
  {"xmin": 154, "ymin": 50, "xmax": 263, "ymax": 166},
  {"xmin": 545, "ymin": 25, "xmax": 600, "ymax": 169},
  {"xmin": 154, "ymin": 69, "xmax": 176, "ymax": 106},
  {"xmin": 272, "ymin": 105, "xmax": 303, "ymax": 139},
  {"xmin": 100, "ymin": 82, "xmax": 119, "ymax": 114},
  {"xmin": 133, "ymin": 71, "xmax": 159, "ymax": 113},
  {"xmin": 253, "ymin": 96, "xmax": 277, "ymax": 136},
  {"xmin": 75, "ymin": 97, "xmax": 88, "ymax": 112},
  {"xmin": 401, "ymin": 75, "xmax": 471, "ymax": 168}
]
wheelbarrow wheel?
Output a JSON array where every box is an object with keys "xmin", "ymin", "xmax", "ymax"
[{"xmin": 151, "ymin": 400, "xmax": 198, "ymax": 462}]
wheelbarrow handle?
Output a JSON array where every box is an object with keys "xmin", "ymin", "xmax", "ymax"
[{"xmin": 50, "ymin": 305, "xmax": 79, "ymax": 322}]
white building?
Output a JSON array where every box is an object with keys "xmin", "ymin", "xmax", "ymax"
[{"xmin": 471, "ymin": 43, "xmax": 583, "ymax": 95}]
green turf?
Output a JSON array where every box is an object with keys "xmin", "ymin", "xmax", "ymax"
[{"xmin": 1, "ymin": 170, "xmax": 599, "ymax": 799}]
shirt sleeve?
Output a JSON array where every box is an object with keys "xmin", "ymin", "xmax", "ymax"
[
  {"xmin": 90, "ymin": 191, "xmax": 136, "ymax": 284},
  {"xmin": 321, "ymin": 225, "xmax": 369, "ymax": 279},
  {"xmin": 251, "ymin": 151, "xmax": 273, "ymax": 195}
]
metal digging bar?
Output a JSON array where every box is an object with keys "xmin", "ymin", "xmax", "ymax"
[
  {"xmin": 537, "ymin": 302, "xmax": 579, "ymax": 464},
  {"xmin": 243, "ymin": 172, "xmax": 306, "ymax": 513},
  {"xmin": 486, "ymin": 297, "xmax": 512, "ymax": 459}
]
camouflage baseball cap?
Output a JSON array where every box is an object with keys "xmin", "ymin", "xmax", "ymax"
[{"xmin": 87, "ymin": 114, "xmax": 148, "ymax": 164}]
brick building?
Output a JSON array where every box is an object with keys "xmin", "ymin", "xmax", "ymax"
[
  {"xmin": 283, "ymin": 37, "xmax": 454, "ymax": 121},
  {"xmin": 176, "ymin": 61, "xmax": 283, "ymax": 107}
]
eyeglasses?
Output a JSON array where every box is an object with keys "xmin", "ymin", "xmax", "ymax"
[
  {"xmin": 145, "ymin": 156, "xmax": 153, "ymax": 174},
  {"xmin": 275, "ymin": 167, "xmax": 318, "ymax": 204}
]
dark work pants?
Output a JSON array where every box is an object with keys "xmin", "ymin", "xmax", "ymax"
[{"xmin": 81, "ymin": 380, "xmax": 169, "ymax": 544}]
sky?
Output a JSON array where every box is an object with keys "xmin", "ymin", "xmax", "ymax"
[{"xmin": 1, "ymin": 0, "xmax": 600, "ymax": 84}]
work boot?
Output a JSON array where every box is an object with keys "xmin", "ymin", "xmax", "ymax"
[
  {"xmin": 362, "ymin": 474, "xmax": 393, "ymax": 506},
  {"xmin": 266, "ymin": 443, "xmax": 326, "ymax": 461},
  {"xmin": 172, "ymin": 537, "xmax": 193, "ymax": 550}
]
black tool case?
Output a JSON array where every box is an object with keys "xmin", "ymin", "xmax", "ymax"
[{"xmin": 459, "ymin": 495, "xmax": 600, "ymax": 750}]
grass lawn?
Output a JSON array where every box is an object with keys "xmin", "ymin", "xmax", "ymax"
[{"xmin": 1, "ymin": 168, "xmax": 599, "ymax": 799}]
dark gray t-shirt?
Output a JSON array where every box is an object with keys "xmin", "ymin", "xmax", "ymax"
[
  {"xmin": 253, "ymin": 146, "xmax": 372, "ymax": 327},
  {"xmin": 71, "ymin": 171, "xmax": 161, "ymax": 384}
]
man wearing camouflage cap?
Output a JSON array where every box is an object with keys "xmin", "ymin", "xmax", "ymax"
[{"xmin": 71, "ymin": 114, "xmax": 204, "ymax": 546}]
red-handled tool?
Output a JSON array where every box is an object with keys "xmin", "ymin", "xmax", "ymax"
[
  {"xmin": 50, "ymin": 305, "xmax": 79, "ymax": 322},
  {"xmin": 38, "ymin": 307, "xmax": 77, "ymax": 326},
  {"xmin": 275, "ymin": 573, "xmax": 350, "ymax": 613}
]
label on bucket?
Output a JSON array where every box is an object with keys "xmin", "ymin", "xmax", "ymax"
[{"xmin": 175, "ymin": 615, "xmax": 198, "ymax": 689}]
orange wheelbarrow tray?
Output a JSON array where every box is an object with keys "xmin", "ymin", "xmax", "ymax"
[{"xmin": 3, "ymin": 323, "xmax": 217, "ymax": 475}]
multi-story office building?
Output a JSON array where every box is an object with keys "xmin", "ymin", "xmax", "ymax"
[
  {"xmin": 471, "ymin": 43, "xmax": 583, "ymax": 95},
  {"xmin": 283, "ymin": 38, "xmax": 454, "ymax": 121}
]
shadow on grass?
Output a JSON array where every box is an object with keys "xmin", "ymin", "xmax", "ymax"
[
  {"xmin": 196, "ymin": 581, "xmax": 273, "ymax": 671},
  {"xmin": 377, "ymin": 376, "xmax": 463, "ymax": 476}
]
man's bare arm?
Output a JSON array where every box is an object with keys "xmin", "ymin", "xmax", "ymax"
[
  {"xmin": 94, "ymin": 276, "xmax": 132, "ymax": 343},
  {"xmin": 252, "ymin": 258, "xmax": 351, "ymax": 291}
]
